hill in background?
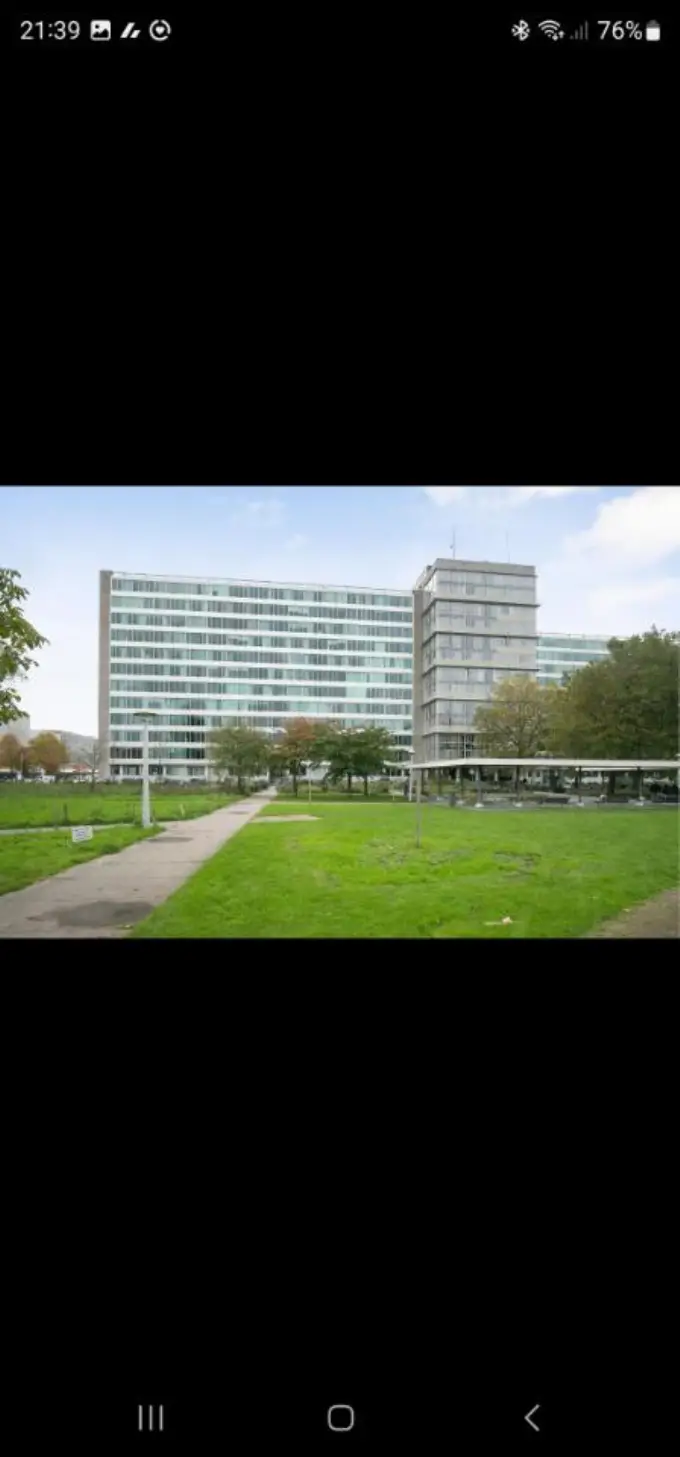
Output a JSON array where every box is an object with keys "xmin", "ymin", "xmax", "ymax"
[{"xmin": 36, "ymin": 730, "xmax": 96, "ymax": 761}]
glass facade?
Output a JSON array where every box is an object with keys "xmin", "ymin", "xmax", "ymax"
[
  {"xmin": 537, "ymin": 633, "xmax": 611, "ymax": 685},
  {"xmin": 101, "ymin": 573, "xmax": 414, "ymax": 779},
  {"xmin": 413, "ymin": 559, "xmax": 538, "ymax": 764}
]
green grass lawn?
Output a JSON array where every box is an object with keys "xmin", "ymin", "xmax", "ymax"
[
  {"xmin": 0, "ymin": 784, "xmax": 238, "ymax": 829},
  {"xmin": 0, "ymin": 824, "xmax": 162, "ymax": 897},
  {"xmin": 130, "ymin": 804, "xmax": 680, "ymax": 938},
  {"xmin": 272, "ymin": 786, "xmax": 410, "ymax": 803}
]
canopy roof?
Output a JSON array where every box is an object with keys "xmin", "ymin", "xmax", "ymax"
[{"xmin": 412, "ymin": 758, "xmax": 679, "ymax": 771}]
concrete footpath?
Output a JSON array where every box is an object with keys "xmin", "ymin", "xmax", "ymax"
[{"xmin": 0, "ymin": 789, "xmax": 277, "ymax": 939}]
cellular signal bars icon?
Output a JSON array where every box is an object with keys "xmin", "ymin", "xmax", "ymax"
[{"xmin": 570, "ymin": 20, "xmax": 589, "ymax": 41}]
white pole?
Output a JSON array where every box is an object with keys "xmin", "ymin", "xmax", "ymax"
[
  {"xmin": 416, "ymin": 767, "xmax": 422, "ymax": 847},
  {"xmin": 308, "ymin": 765, "xmax": 312, "ymax": 803},
  {"xmin": 141, "ymin": 721, "xmax": 151, "ymax": 828}
]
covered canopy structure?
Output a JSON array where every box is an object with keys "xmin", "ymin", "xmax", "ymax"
[
  {"xmin": 407, "ymin": 757, "xmax": 679, "ymax": 806},
  {"xmin": 411, "ymin": 758, "xmax": 679, "ymax": 772}
]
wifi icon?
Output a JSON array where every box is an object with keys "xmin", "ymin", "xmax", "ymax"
[{"xmin": 538, "ymin": 19, "xmax": 565, "ymax": 40}]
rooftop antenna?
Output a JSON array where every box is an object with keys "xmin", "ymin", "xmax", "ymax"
[
  {"xmin": 506, "ymin": 530, "xmax": 510, "ymax": 562},
  {"xmin": 450, "ymin": 528, "xmax": 456, "ymax": 560}
]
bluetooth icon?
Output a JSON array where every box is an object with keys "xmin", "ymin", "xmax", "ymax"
[{"xmin": 511, "ymin": 19, "xmax": 531, "ymax": 41}]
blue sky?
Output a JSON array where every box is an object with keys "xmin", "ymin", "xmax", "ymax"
[{"xmin": 1, "ymin": 485, "xmax": 678, "ymax": 735}]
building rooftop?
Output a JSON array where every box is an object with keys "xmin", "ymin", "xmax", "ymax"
[{"xmin": 104, "ymin": 570, "xmax": 411, "ymax": 595}]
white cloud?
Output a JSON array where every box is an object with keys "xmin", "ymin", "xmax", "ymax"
[
  {"xmin": 505, "ymin": 486, "xmax": 601, "ymax": 505},
  {"xmin": 422, "ymin": 487, "xmax": 468, "ymax": 505},
  {"xmin": 565, "ymin": 485, "xmax": 680, "ymax": 568},
  {"xmin": 588, "ymin": 577, "xmax": 679, "ymax": 613},
  {"xmin": 231, "ymin": 497, "xmax": 285, "ymax": 527},
  {"xmin": 284, "ymin": 533, "xmax": 309, "ymax": 549}
]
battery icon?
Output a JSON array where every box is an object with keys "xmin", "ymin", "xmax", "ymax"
[{"xmin": 645, "ymin": 19, "xmax": 661, "ymax": 40}]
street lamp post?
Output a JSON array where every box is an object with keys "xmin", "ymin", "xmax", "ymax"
[
  {"xmin": 407, "ymin": 747, "xmax": 415, "ymax": 802},
  {"xmin": 133, "ymin": 710, "xmax": 157, "ymax": 829}
]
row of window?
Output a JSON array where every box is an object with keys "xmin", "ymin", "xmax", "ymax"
[
  {"xmin": 431, "ymin": 734, "xmax": 478, "ymax": 757},
  {"xmin": 109, "ymin": 713, "xmax": 413, "ymax": 732},
  {"xmin": 111, "ymin": 614, "xmax": 413, "ymax": 639},
  {"xmin": 428, "ymin": 572, "xmax": 534, "ymax": 592},
  {"xmin": 112, "ymin": 579, "xmax": 412, "ymax": 608},
  {"xmin": 423, "ymin": 607, "xmax": 536, "ymax": 633},
  {"xmin": 112, "ymin": 746, "xmax": 208, "ymax": 761},
  {"xmin": 111, "ymin": 689, "xmax": 411, "ymax": 709},
  {"xmin": 536, "ymin": 649, "xmax": 609, "ymax": 663},
  {"xmin": 110, "ymin": 628, "xmax": 413, "ymax": 652},
  {"xmin": 111, "ymin": 730, "xmax": 208, "ymax": 745},
  {"xmin": 423, "ymin": 635, "xmax": 537, "ymax": 665},
  {"xmin": 430, "ymin": 583, "xmax": 536, "ymax": 605},
  {"xmin": 424, "ymin": 704, "xmax": 480, "ymax": 726},
  {"xmin": 112, "ymin": 597, "xmax": 412, "ymax": 623},
  {"xmin": 538, "ymin": 643, "xmax": 611, "ymax": 655},
  {"xmin": 110, "ymin": 697, "xmax": 414, "ymax": 718},
  {"xmin": 110, "ymin": 646, "xmax": 413, "ymax": 670},
  {"xmin": 423, "ymin": 666, "xmax": 534, "ymax": 689},
  {"xmin": 111, "ymin": 731, "xmax": 413, "ymax": 749},
  {"xmin": 110, "ymin": 663, "xmax": 411, "ymax": 685}
]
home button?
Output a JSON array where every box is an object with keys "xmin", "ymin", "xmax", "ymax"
[{"xmin": 328, "ymin": 1405, "xmax": 355, "ymax": 1432}]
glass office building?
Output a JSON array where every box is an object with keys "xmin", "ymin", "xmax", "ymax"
[
  {"xmin": 98, "ymin": 571, "xmax": 414, "ymax": 780},
  {"xmin": 537, "ymin": 633, "xmax": 612, "ymax": 685},
  {"xmin": 412, "ymin": 558, "xmax": 538, "ymax": 763}
]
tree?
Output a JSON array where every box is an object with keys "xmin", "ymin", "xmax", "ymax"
[
  {"xmin": 313, "ymin": 721, "xmax": 360, "ymax": 794},
  {"xmin": 0, "ymin": 732, "xmax": 21, "ymax": 770},
  {"xmin": 30, "ymin": 732, "xmax": 69, "ymax": 775},
  {"xmin": 208, "ymin": 723, "xmax": 270, "ymax": 792},
  {"xmin": 548, "ymin": 627, "xmax": 679, "ymax": 797},
  {"xmin": 269, "ymin": 718, "xmax": 325, "ymax": 798},
  {"xmin": 0, "ymin": 569, "xmax": 48, "ymax": 724},
  {"xmin": 80, "ymin": 739, "xmax": 102, "ymax": 790},
  {"xmin": 0, "ymin": 732, "xmax": 36, "ymax": 777},
  {"xmin": 474, "ymin": 677, "xmax": 554, "ymax": 793},
  {"xmin": 349, "ymin": 726, "xmax": 395, "ymax": 797}
]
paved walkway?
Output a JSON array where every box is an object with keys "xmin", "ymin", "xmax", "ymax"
[
  {"xmin": 0, "ymin": 790, "xmax": 277, "ymax": 938},
  {"xmin": 583, "ymin": 886, "xmax": 679, "ymax": 939}
]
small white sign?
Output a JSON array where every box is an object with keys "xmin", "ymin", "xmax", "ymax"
[{"xmin": 71, "ymin": 826, "xmax": 94, "ymax": 843}]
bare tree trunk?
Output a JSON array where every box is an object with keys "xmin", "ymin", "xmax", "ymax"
[
  {"xmin": 607, "ymin": 771, "xmax": 617, "ymax": 800},
  {"xmin": 363, "ymin": 776, "xmax": 369, "ymax": 797}
]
